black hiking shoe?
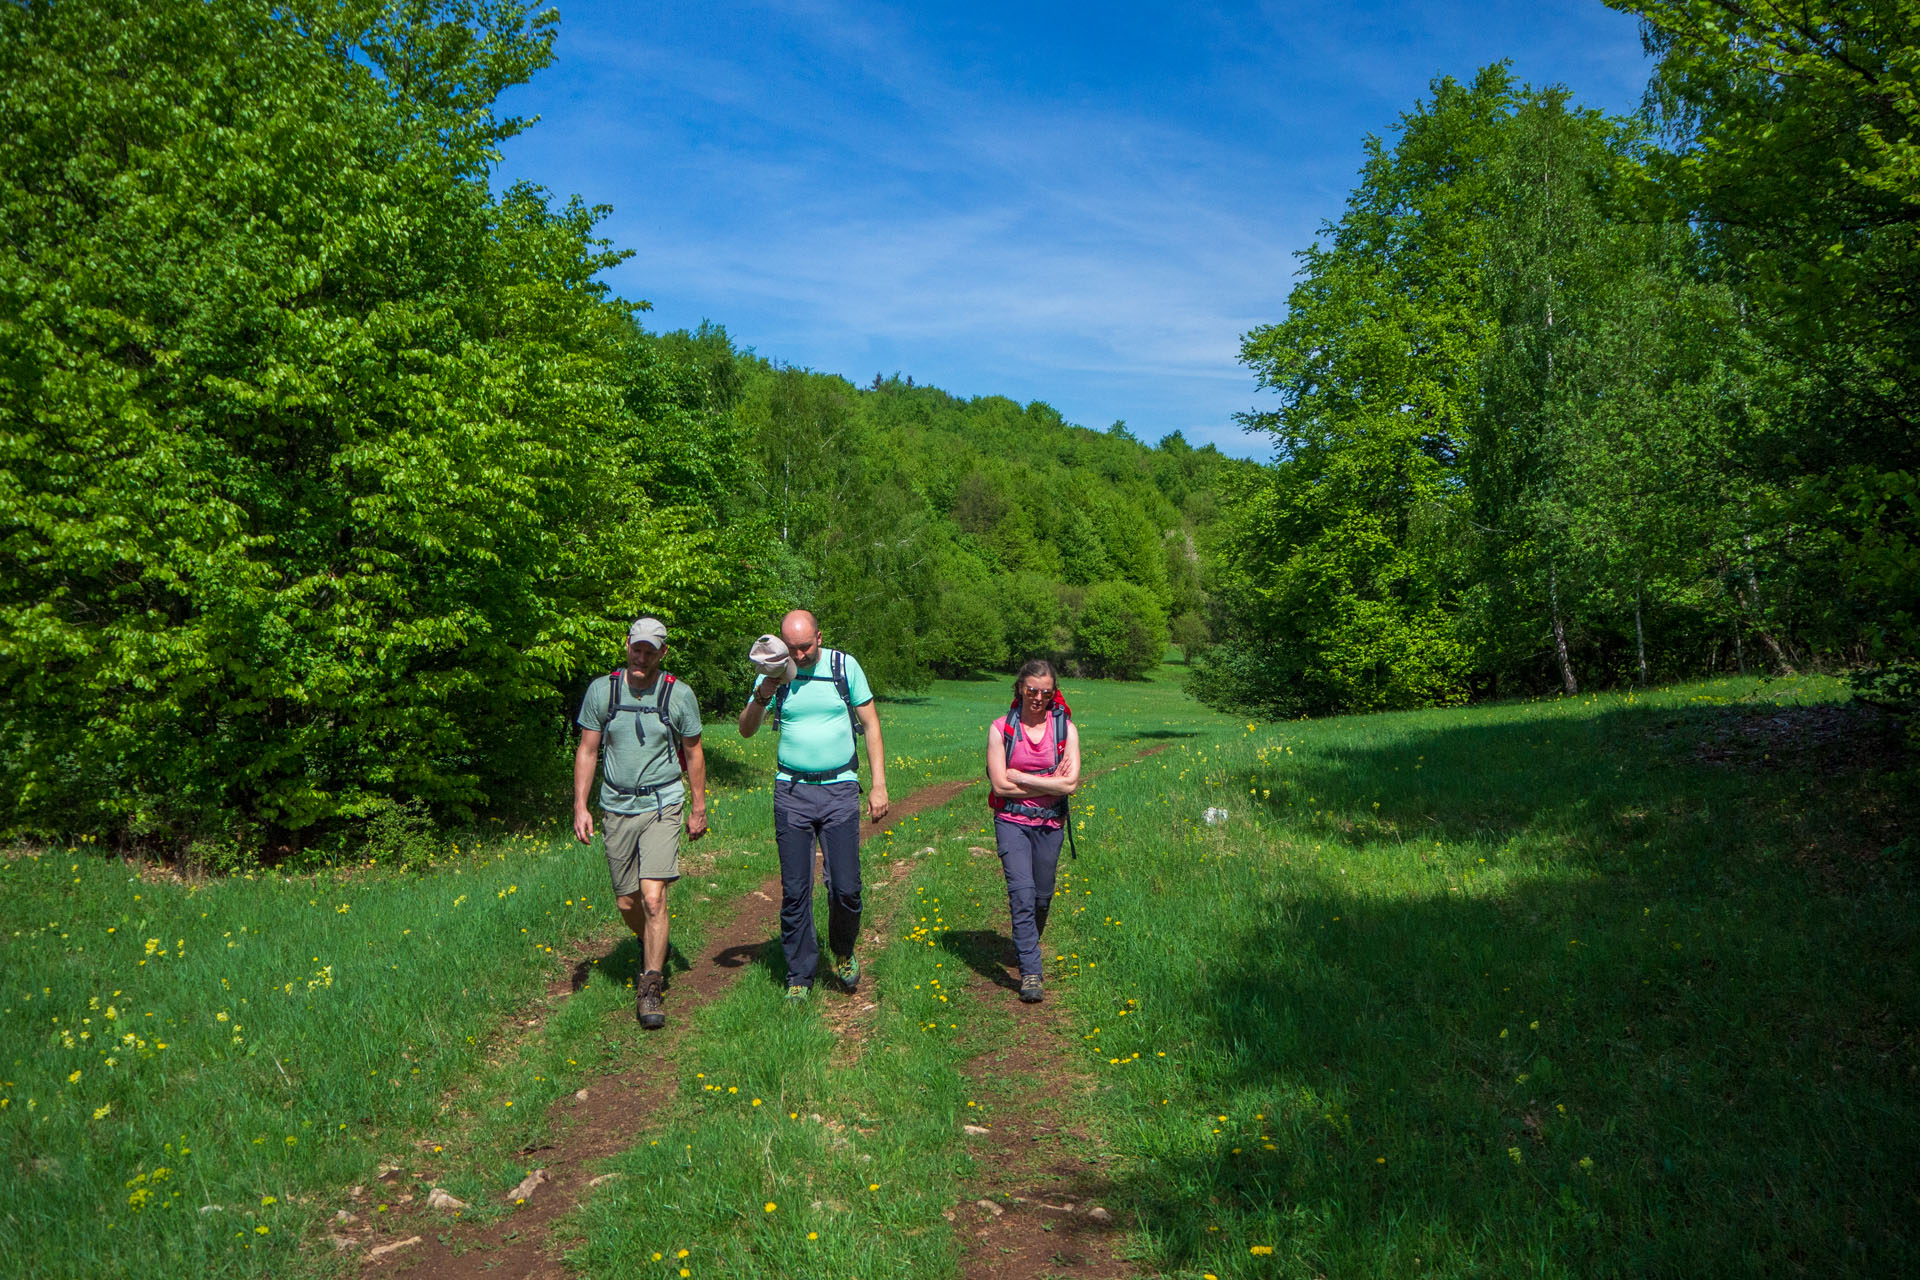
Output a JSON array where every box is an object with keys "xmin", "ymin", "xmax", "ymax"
[
  {"xmin": 636, "ymin": 969, "xmax": 666, "ymax": 1030},
  {"xmin": 1019, "ymin": 974, "xmax": 1043, "ymax": 1003}
]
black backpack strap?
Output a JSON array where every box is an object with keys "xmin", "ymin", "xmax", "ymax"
[
  {"xmin": 657, "ymin": 672, "xmax": 686, "ymax": 772},
  {"xmin": 597, "ymin": 668, "xmax": 625, "ymax": 732},
  {"xmin": 832, "ymin": 649, "xmax": 864, "ymax": 737}
]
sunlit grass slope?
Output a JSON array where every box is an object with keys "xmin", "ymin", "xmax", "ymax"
[{"xmin": 1053, "ymin": 676, "xmax": 1917, "ymax": 1277}]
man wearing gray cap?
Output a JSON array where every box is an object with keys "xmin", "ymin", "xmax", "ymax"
[
  {"xmin": 573, "ymin": 617, "xmax": 708, "ymax": 1030},
  {"xmin": 739, "ymin": 609, "xmax": 889, "ymax": 1000}
]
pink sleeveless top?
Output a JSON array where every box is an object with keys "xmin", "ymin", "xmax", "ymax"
[{"xmin": 998, "ymin": 714, "xmax": 1064, "ymax": 828}]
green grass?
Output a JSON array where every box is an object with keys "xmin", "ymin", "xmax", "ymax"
[
  {"xmin": 0, "ymin": 666, "xmax": 1221, "ymax": 1278},
  {"xmin": 1052, "ymin": 675, "xmax": 1918, "ymax": 1277},
  {"xmin": 0, "ymin": 826, "xmax": 784, "ymax": 1278},
  {"xmin": 4, "ymin": 667, "xmax": 1914, "ymax": 1278}
]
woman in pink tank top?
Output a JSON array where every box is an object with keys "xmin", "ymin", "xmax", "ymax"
[{"xmin": 984, "ymin": 659, "xmax": 1081, "ymax": 1003}]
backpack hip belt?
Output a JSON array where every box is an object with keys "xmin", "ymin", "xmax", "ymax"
[
  {"xmin": 999, "ymin": 796, "xmax": 1066, "ymax": 822},
  {"xmin": 778, "ymin": 758, "xmax": 859, "ymax": 785}
]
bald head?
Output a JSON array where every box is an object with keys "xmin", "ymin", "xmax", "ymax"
[{"xmin": 780, "ymin": 610, "xmax": 819, "ymax": 648}]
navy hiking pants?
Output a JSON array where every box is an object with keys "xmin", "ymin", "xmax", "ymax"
[{"xmin": 773, "ymin": 779, "xmax": 862, "ymax": 987}]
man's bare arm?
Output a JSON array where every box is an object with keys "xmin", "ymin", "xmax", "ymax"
[
  {"xmin": 857, "ymin": 701, "xmax": 889, "ymax": 821},
  {"xmin": 572, "ymin": 729, "xmax": 602, "ymax": 843},
  {"xmin": 738, "ymin": 676, "xmax": 780, "ymax": 737},
  {"xmin": 684, "ymin": 736, "xmax": 708, "ymax": 839}
]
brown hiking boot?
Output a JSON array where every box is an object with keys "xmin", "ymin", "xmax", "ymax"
[
  {"xmin": 1019, "ymin": 974, "xmax": 1043, "ymax": 1003},
  {"xmin": 636, "ymin": 969, "xmax": 666, "ymax": 1030}
]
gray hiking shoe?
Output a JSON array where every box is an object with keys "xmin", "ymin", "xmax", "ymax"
[
  {"xmin": 636, "ymin": 969, "xmax": 665, "ymax": 1030},
  {"xmin": 1019, "ymin": 973, "xmax": 1043, "ymax": 1004},
  {"xmin": 834, "ymin": 954, "xmax": 860, "ymax": 994}
]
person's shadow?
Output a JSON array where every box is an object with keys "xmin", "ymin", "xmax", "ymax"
[
  {"xmin": 939, "ymin": 928, "xmax": 1021, "ymax": 993},
  {"xmin": 568, "ymin": 938, "xmax": 691, "ymax": 993},
  {"xmin": 709, "ymin": 937, "xmax": 788, "ymax": 987}
]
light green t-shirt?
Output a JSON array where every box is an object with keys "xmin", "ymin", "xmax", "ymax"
[
  {"xmin": 767, "ymin": 649, "xmax": 873, "ymax": 783},
  {"xmin": 577, "ymin": 671, "xmax": 703, "ymax": 814}
]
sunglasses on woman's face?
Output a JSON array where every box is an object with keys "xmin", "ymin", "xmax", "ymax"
[{"xmin": 1020, "ymin": 685, "xmax": 1053, "ymax": 699}]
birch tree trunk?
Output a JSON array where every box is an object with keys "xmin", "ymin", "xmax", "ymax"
[
  {"xmin": 1549, "ymin": 563, "xmax": 1579, "ymax": 695},
  {"xmin": 1634, "ymin": 588, "xmax": 1649, "ymax": 688}
]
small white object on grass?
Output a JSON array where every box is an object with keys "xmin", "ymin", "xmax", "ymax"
[{"xmin": 1202, "ymin": 807, "xmax": 1229, "ymax": 825}]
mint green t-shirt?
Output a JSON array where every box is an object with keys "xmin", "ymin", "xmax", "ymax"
[
  {"xmin": 577, "ymin": 672, "xmax": 703, "ymax": 814},
  {"xmin": 768, "ymin": 649, "xmax": 873, "ymax": 783}
]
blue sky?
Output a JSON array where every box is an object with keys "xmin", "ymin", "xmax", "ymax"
[{"xmin": 493, "ymin": 1, "xmax": 1653, "ymax": 458}]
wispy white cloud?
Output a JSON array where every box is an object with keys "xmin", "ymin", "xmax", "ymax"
[{"xmin": 500, "ymin": 0, "xmax": 1649, "ymax": 456}]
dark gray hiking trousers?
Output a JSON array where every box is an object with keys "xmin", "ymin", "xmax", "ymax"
[
  {"xmin": 773, "ymin": 779, "xmax": 862, "ymax": 987},
  {"xmin": 994, "ymin": 817, "xmax": 1065, "ymax": 978}
]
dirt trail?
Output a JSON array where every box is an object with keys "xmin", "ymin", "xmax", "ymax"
[
  {"xmin": 955, "ymin": 1002, "xmax": 1134, "ymax": 1280},
  {"xmin": 949, "ymin": 747, "xmax": 1173, "ymax": 1280},
  {"xmin": 348, "ymin": 775, "xmax": 981, "ymax": 1279}
]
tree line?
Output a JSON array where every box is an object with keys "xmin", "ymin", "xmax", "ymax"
[
  {"xmin": 0, "ymin": 0, "xmax": 1239, "ymax": 860},
  {"xmin": 1194, "ymin": 2, "xmax": 1920, "ymax": 720}
]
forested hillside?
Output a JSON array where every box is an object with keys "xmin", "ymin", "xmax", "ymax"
[{"xmin": 720, "ymin": 354, "xmax": 1244, "ymax": 692}]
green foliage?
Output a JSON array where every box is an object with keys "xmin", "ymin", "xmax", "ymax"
[
  {"xmin": 919, "ymin": 544, "xmax": 1008, "ymax": 677},
  {"xmin": 0, "ymin": 0, "xmax": 1242, "ymax": 860},
  {"xmin": 1073, "ymin": 580, "xmax": 1170, "ymax": 680},
  {"xmin": 1851, "ymin": 661, "xmax": 1920, "ymax": 716},
  {"xmin": 1209, "ymin": 65, "xmax": 1825, "ymax": 716},
  {"xmin": 1612, "ymin": 0, "xmax": 1920, "ymax": 657},
  {"xmin": 359, "ymin": 796, "xmax": 439, "ymax": 870},
  {"xmin": 1169, "ymin": 610, "xmax": 1210, "ymax": 661},
  {"xmin": 997, "ymin": 572, "xmax": 1068, "ymax": 663},
  {"xmin": 0, "ymin": 0, "xmax": 765, "ymax": 854},
  {"xmin": 734, "ymin": 367, "xmax": 1247, "ymax": 689}
]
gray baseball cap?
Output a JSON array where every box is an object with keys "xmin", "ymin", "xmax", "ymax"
[{"xmin": 627, "ymin": 617, "xmax": 667, "ymax": 649}]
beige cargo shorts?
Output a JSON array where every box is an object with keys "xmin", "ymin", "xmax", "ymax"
[{"xmin": 601, "ymin": 804, "xmax": 683, "ymax": 896}]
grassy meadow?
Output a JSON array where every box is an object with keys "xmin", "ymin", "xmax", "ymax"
[{"xmin": 3, "ymin": 666, "xmax": 1914, "ymax": 1278}]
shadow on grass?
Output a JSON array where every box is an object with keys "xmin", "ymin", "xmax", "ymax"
[
  {"xmin": 710, "ymin": 936, "xmax": 787, "ymax": 990},
  {"xmin": 1128, "ymin": 729, "xmax": 1201, "ymax": 741},
  {"xmin": 1114, "ymin": 701, "xmax": 1918, "ymax": 1276},
  {"xmin": 698, "ymin": 743, "xmax": 758, "ymax": 789},
  {"xmin": 939, "ymin": 927, "xmax": 1022, "ymax": 993},
  {"xmin": 572, "ymin": 938, "xmax": 693, "ymax": 992},
  {"xmin": 1239, "ymin": 700, "xmax": 1912, "ymax": 883}
]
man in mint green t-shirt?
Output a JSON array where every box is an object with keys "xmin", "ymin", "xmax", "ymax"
[
  {"xmin": 573, "ymin": 617, "xmax": 708, "ymax": 1031},
  {"xmin": 738, "ymin": 610, "xmax": 889, "ymax": 999}
]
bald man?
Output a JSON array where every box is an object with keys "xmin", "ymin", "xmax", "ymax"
[{"xmin": 739, "ymin": 610, "xmax": 889, "ymax": 1000}]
